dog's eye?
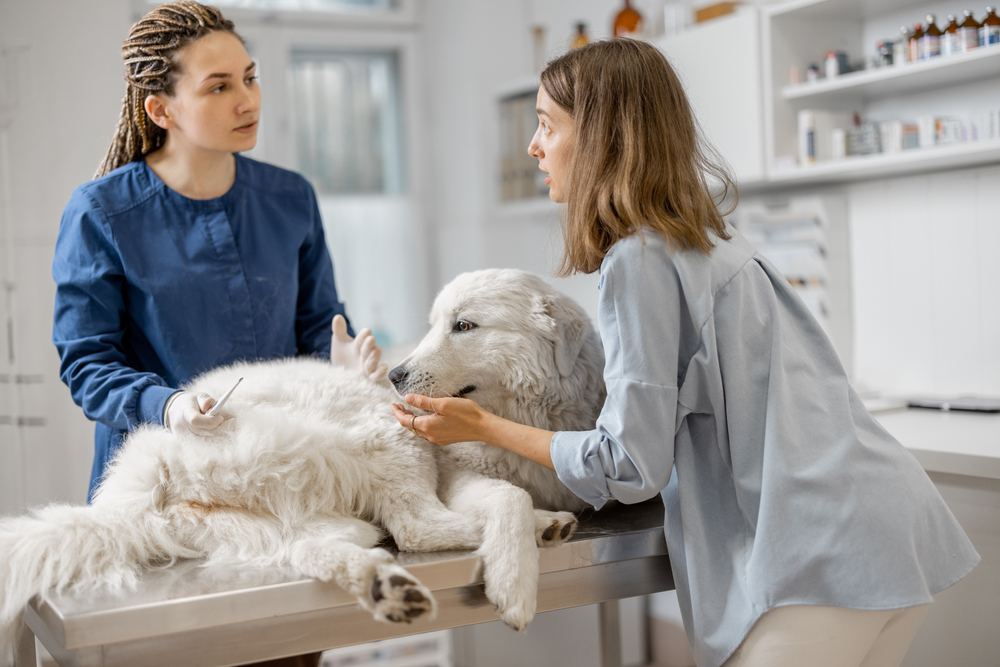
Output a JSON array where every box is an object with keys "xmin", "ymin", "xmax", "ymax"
[{"xmin": 453, "ymin": 320, "xmax": 476, "ymax": 333}]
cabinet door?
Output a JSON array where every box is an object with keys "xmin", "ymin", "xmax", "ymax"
[{"xmin": 658, "ymin": 9, "xmax": 765, "ymax": 184}]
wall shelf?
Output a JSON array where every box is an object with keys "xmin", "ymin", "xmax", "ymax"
[
  {"xmin": 765, "ymin": 138, "xmax": 1000, "ymax": 186},
  {"xmin": 783, "ymin": 46, "xmax": 1000, "ymax": 104},
  {"xmin": 769, "ymin": 0, "xmax": 933, "ymax": 20},
  {"xmin": 763, "ymin": 0, "xmax": 1000, "ymax": 188}
]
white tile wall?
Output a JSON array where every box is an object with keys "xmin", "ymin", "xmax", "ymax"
[
  {"xmin": 849, "ymin": 164, "xmax": 1000, "ymax": 397},
  {"xmin": 1, "ymin": 0, "xmax": 132, "ymax": 516}
]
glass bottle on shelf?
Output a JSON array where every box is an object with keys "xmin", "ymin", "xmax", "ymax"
[
  {"xmin": 959, "ymin": 11, "xmax": 981, "ymax": 51},
  {"xmin": 981, "ymin": 7, "xmax": 1000, "ymax": 46},
  {"xmin": 919, "ymin": 14, "xmax": 941, "ymax": 59},
  {"xmin": 573, "ymin": 22, "xmax": 590, "ymax": 49},
  {"xmin": 533, "ymin": 25, "xmax": 546, "ymax": 73},
  {"xmin": 895, "ymin": 26, "xmax": 912, "ymax": 64},
  {"xmin": 908, "ymin": 22, "xmax": 924, "ymax": 62},
  {"xmin": 613, "ymin": 0, "xmax": 643, "ymax": 38},
  {"xmin": 942, "ymin": 15, "xmax": 960, "ymax": 55}
]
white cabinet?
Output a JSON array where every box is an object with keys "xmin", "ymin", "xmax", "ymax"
[
  {"xmin": 658, "ymin": 8, "xmax": 767, "ymax": 185},
  {"xmin": 762, "ymin": 0, "xmax": 1000, "ymax": 186}
]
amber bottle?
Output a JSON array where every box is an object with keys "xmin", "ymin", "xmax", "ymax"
[
  {"xmin": 942, "ymin": 15, "xmax": 960, "ymax": 55},
  {"xmin": 919, "ymin": 14, "xmax": 941, "ymax": 59},
  {"xmin": 959, "ymin": 11, "xmax": 981, "ymax": 51},
  {"xmin": 981, "ymin": 7, "xmax": 1000, "ymax": 46},
  {"xmin": 573, "ymin": 22, "xmax": 590, "ymax": 48},
  {"xmin": 908, "ymin": 22, "xmax": 924, "ymax": 61},
  {"xmin": 613, "ymin": 0, "xmax": 643, "ymax": 37}
]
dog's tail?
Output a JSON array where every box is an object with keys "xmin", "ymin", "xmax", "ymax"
[{"xmin": 0, "ymin": 501, "xmax": 195, "ymax": 663}]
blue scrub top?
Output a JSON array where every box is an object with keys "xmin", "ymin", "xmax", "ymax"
[
  {"xmin": 52, "ymin": 155, "xmax": 349, "ymax": 500},
  {"xmin": 550, "ymin": 228, "xmax": 979, "ymax": 667}
]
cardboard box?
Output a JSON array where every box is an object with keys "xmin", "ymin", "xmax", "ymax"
[{"xmin": 695, "ymin": 2, "xmax": 741, "ymax": 23}]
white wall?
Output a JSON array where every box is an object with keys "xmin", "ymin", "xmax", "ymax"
[
  {"xmin": 0, "ymin": 0, "xmax": 133, "ymax": 514},
  {"xmin": 849, "ymin": 164, "xmax": 1000, "ymax": 397},
  {"xmin": 419, "ymin": 0, "xmax": 686, "ymax": 320}
]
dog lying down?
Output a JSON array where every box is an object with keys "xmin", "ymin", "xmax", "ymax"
[{"xmin": 0, "ymin": 269, "xmax": 607, "ymax": 661}]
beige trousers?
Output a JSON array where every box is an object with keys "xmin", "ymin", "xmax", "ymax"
[{"xmin": 720, "ymin": 604, "xmax": 931, "ymax": 667}]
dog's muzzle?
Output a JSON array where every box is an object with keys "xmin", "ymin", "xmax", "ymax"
[{"xmin": 388, "ymin": 365, "xmax": 410, "ymax": 393}]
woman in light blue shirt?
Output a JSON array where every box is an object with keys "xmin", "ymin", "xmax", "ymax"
[{"xmin": 395, "ymin": 39, "xmax": 979, "ymax": 667}]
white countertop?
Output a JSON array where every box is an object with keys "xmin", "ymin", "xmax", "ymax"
[{"xmin": 874, "ymin": 408, "xmax": 1000, "ymax": 481}]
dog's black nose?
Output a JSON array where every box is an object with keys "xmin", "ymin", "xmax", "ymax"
[{"xmin": 388, "ymin": 365, "xmax": 409, "ymax": 390}]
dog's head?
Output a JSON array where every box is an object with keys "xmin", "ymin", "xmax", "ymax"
[{"xmin": 389, "ymin": 269, "xmax": 601, "ymax": 420}]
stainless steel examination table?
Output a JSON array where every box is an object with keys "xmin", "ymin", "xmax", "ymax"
[{"xmin": 16, "ymin": 499, "xmax": 672, "ymax": 667}]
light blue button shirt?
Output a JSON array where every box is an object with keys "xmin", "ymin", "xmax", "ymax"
[{"xmin": 550, "ymin": 228, "xmax": 979, "ymax": 667}]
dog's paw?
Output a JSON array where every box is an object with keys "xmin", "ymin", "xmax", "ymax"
[
  {"xmin": 534, "ymin": 510, "xmax": 577, "ymax": 548},
  {"xmin": 370, "ymin": 563, "xmax": 436, "ymax": 624},
  {"xmin": 487, "ymin": 577, "xmax": 536, "ymax": 632}
]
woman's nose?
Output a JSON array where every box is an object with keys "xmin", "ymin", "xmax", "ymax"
[
  {"xmin": 237, "ymin": 85, "xmax": 259, "ymax": 113},
  {"xmin": 527, "ymin": 132, "xmax": 541, "ymax": 158}
]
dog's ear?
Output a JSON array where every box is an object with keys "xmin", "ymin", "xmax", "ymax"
[{"xmin": 537, "ymin": 295, "xmax": 587, "ymax": 378}]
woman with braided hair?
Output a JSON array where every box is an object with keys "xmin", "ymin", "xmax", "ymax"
[{"xmin": 52, "ymin": 0, "xmax": 382, "ymax": 592}]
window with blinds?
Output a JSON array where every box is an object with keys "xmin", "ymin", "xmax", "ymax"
[
  {"xmin": 207, "ymin": 0, "xmax": 394, "ymax": 11},
  {"xmin": 291, "ymin": 50, "xmax": 405, "ymax": 195}
]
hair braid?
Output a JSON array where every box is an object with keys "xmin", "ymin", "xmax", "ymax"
[{"xmin": 93, "ymin": 1, "xmax": 240, "ymax": 179}]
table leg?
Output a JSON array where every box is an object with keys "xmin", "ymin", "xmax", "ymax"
[
  {"xmin": 598, "ymin": 599, "xmax": 622, "ymax": 667},
  {"xmin": 14, "ymin": 622, "xmax": 37, "ymax": 667}
]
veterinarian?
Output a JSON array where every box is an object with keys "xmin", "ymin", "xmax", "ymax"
[
  {"xmin": 51, "ymin": 4, "xmax": 384, "ymax": 665},
  {"xmin": 393, "ymin": 39, "xmax": 980, "ymax": 667},
  {"xmin": 49, "ymin": 0, "xmax": 378, "ymax": 603}
]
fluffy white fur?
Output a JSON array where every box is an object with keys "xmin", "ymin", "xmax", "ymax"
[
  {"xmin": 389, "ymin": 269, "xmax": 608, "ymax": 625},
  {"xmin": 391, "ymin": 268, "xmax": 607, "ymax": 512},
  {"xmin": 0, "ymin": 269, "xmax": 602, "ymax": 664}
]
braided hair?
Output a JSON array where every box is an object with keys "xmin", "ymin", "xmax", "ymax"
[{"xmin": 94, "ymin": 1, "xmax": 241, "ymax": 179}]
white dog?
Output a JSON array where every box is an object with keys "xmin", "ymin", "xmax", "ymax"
[
  {"xmin": 391, "ymin": 268, "xmax": 607, "ymax": 514},
  {"xmin": 0, "ymin": 269, "xmax": 600, "ymax": 663}
]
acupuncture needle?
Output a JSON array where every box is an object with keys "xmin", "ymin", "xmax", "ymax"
[{"xmin": 206, "ymin": 377, "xmax": 243, "ymax": 417}]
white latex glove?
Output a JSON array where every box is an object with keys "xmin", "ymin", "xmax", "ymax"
[
  {"xmin": 164, "ymin": 391, "xmax": 225, "ymax": 435},
  {"xmin": 331, "ymin": 314, "xmax": 389, "ymax": 382}
]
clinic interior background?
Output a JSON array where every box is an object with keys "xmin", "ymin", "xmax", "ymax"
[{"xmin": 1, "ymin": 0, "xmax": 998, "ymax": 516}]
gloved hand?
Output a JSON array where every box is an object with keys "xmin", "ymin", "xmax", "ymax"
[
  {"xmin": 163, "ymin": 391, "xmax": 225, "ymax": 435},
  {"xmin": 331, "ymin": 314, "xmax": 389, "ymax": 382}
]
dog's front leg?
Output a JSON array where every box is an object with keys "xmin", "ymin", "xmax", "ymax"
[
  {"xmin": 289, "ymin": 516, "xmax": 435, "ymax": 624},
  {"xmin": 439, "ymin": 470, "xmax": 539, "ymax": 631}
]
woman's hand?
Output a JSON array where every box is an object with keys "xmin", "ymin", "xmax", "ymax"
[
  {"xmin": 391, "ymin": 394, "xmax": 489, "ymax": 446},
  {"xmin": 391, "ymin": 394, "xmax": 557, "ymax": 471}
]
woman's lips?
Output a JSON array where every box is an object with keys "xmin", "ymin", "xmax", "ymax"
[{"xmin": 235, "ymin": 121, "xmax": 258, "ymax": 134}]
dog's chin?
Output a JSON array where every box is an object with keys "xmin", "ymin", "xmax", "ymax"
[{"xmin": 394, "ymin": 384, "xmax": 477, "ymax": 406}]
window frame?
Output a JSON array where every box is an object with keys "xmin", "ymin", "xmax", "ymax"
[
  {"xmin": 134, "ymin": 0, "xmax": 419, "ymax": 30},
  {"xmin": 238, "ymin": 24, "xmax": 422, "ymax": 198}
]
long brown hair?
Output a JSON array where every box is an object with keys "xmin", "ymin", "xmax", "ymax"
[
  {"xmin": 541, "ymin": 39, "xmax": 736, "ymax": 275},
  {"xmin": 94, "ymin": 1, "xmax": 241, "ymax": 179}
]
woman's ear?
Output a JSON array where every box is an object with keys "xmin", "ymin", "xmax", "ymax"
[{"xmin": 144, "ymin": 94, "xmax": 173, "ymax": 130}]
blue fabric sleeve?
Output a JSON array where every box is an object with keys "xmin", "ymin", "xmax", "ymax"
[
  {"xmin": 52, "ymin": 189, "xmax": 175, "ymax": 430},
  {"xmin": 295, "ymin": 185, "xmax": 350, "ymax": 357},
  {"xmin": 550, "ymin": 240, "xmax": 681, "ymax": 508}
]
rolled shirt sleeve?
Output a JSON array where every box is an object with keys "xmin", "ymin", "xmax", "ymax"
[{"xmin": 551, "ymin": 235, "xmax": 685, "ymax": 508}]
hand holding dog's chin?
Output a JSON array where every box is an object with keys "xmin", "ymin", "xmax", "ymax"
[
  {"xmin": 391, "ymin": 394, "xmax": 488, "ymax": 446},
  {"xmin": 392, "ymin": 395, "xmax": 555, "ymax": 471}
]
